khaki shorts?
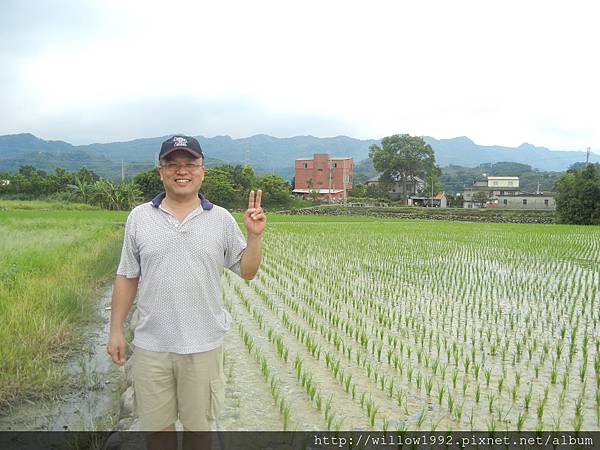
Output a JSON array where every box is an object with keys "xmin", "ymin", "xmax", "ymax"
[{"xmin": 132, "ymin": 345, "xmax": 225, "ymax": 431}]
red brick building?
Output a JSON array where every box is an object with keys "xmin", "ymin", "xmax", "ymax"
[{"xmin": 293, "ymin": 153, "xmax": 353, "ymax": 200}]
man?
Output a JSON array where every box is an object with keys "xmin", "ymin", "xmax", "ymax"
[{"xmin": 107, "ymin": 135, "xmax": 265, "ymax": 444}]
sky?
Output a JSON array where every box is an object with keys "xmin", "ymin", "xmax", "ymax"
[{"xmin": 0, "ymin": 0, "xmax": 598, "ymax": 152}]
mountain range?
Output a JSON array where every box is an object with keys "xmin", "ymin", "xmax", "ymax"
[{"xmin": 0, "ymin": 133, "xmax": 597, "ymax": 180}]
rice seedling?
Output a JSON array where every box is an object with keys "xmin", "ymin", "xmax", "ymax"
[
  {"xmin": 416, "ymin": 407, "xmax": 427, "ymax": 429},
  {"xmin": 517, "ymin": 411, "xmax": 527, "ymax": 431},
  {"xmin": 221, "ymin": 217, "xmax": 600, "ymax": 431},
  {"xmin": 487, "ymin": 393, "xmax": 495, "ymax": 414}
]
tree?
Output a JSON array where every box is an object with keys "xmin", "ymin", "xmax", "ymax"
[
  {"xmin": 133, "ymin": 168, "xmax": 163, "ymax": 201},
  {"xmin": 201, "ymin": 168, "xmax": 239, "ymax": 209},
  {"xmin": 257, "ymin": 174, "xmax": 291, "ymax": 209},
  {"xmin": 366, "ymin": 182, "xmax": 389, "ymax": 199},
  {"xmin": 424, "ymin": 167, "xmax": 443, "ymax": 201},
  {"xmin": 554, "ymin": 164, "xmax": 600, "ymax": 224},
  {"xmin": 76, "ymin": 167, "xmax": 100, "ymax": 184},
  {"xmin": 306, "ymin": 178, "xmax": 320, "ymax": 202},
  {"xmin": 369, "ymin": 134, "xmax": 439, "ymax": 204},
  {"xmin": 472, "ymin": 190, "xmax": 490, "ymax": 207},
  {"xmin": 348, "ymin": 183, "xmax": 366, "ymax": 198},
  {"xmin": 241, "ymin": 164, "xmax": 256, "ymax": 190}
]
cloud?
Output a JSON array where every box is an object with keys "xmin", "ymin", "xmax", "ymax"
[
  {"xmin": 0, "ymin": 0, "xmax": 599, "ymax": 151},
  {"xmin": 0, "ymin": 0, "xmax": 113, "ymax": 56}
]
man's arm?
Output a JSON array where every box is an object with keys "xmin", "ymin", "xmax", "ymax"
[
  {"xmin": 240, "ymin": 234, "xmax": 262, "ymax": 280},
  {"xmin": 107, "ymin": 275, "xmax": 139, "ymax": 365}
]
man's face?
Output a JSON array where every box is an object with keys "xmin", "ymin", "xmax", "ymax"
[{"xmin": 158, "ymin": 151, "xmax": 205, "ymax": 198}]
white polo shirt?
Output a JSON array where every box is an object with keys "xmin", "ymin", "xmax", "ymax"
[{"xmin": 116, "ymin": 192, "xmax": 246, "ymax": 354}]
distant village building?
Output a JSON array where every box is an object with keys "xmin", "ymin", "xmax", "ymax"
[
  {"xmin": 0, "ymin": 179, "xmax": 10, "ymax": 186},
  {"xmin": 293, "ymin": 153, "xmax": 353, "ymax": 200},
  {"xmin": 433, "ymin": 192, "xmax": 448, "ymax": 208},
  {"xmin": 365, "ymin": 174, "xmax": 448, "ymax": 207},
  {"xmin": 463, "ymin": 175, "xmax": 556, "ymax": 209},
  {"xmin": 365, "ymin": 175, "xmax": 426, "ymax": 200},
  {"xmin": 497, "ymin": 192, "xmax": 556, "ymax": 209}
]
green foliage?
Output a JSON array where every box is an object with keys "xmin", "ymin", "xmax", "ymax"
[
  {"xmin": 369, "ymin": 134, "xmax": 439, "ymax": 202},
  {"xmin": 257, "ymin": 174, "xmax": 292, "ymax": 209},
  {"xmin": 554, "ymin": 164, "xmax": 600, "ymax": 225},
  {"xmin": 201, "ymin": 165, "xmax": 290, "ymax": 210},
  {"xmin": 479, "ymin": 162, "xmax": 532, "ymax": 176},
  {"xmin": 0, "ymin": 166, "xmax": 100, "ymax": 199},
  {"xmin": 202, "ymin": 168, "xmax": 240, "ymax": 209},
  {"xmin": 423, "ymin": 170, "xmax": 443, "ymax": 199},
  {"xmin": 0, "ymin": 209, "xmax": 125, "ymax": 408},
  {"xmin": 366, "ymin": 182, "xmax": 389, "ymax": 199},
  {"xmin": 132, "ymin": 167, "xmax": 163, "ymax": 201},
  {"xmin": 472, "ymin": 190, "xmax": 491, "ymax": 206},
  {"xmin": 348, "ymin": 184, "xmax": 366, "ymax": 198},
  {"xmin": 1, "ymin": 162, "xmax": 290, "ymax": 211}
]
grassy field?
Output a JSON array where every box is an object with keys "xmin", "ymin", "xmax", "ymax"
[
  {"xmin": 0, "ymin": 201, "xmax": 127, "ymax": 411},
  {"xmin": 223, "ymin": 219, "xmax": 600, "ymax": 431}
]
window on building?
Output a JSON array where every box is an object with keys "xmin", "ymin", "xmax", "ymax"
[
  {"xmin": 544, "ymin": 199, "xmax": 549, "ymax": 206},
  {"xmin": 523, "ymin": 199, "xmax": 527, "ymax": 205},
  {"xmin": 503, "ymin": 199, "xmax": 507, "ymax": 205},
  {"xmin": 333, "ymin": 163, "xmax": 337, "ymax": 168},
  {"xmin": 318, "ymin": 168, "xmax": 323, "ymax": 172},
  {"xmin": 303, "ymin": 163, "xmax": 308, "ymax": 169}
]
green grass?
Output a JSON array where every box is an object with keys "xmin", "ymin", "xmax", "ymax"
[
  {"xmin": 0, "ymin": 199, "xmax": 100, "ymax": 211},
  {"xmin": 0, "ymin": 207, "xmax": 127, "ymax": 409}
]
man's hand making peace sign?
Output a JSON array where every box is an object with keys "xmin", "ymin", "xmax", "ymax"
[{"xmin": 244, "ymin": 189, "xmax": 266, "ymax": 238}]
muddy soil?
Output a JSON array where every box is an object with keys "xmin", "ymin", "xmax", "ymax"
[{"xmin": 0, "ymin": 286, "xmax": 123, "ymax": 431}]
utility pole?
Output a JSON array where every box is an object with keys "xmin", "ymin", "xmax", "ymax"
[
  {"xmin": 328, "ymin": 158, "xmax": 333, "ymax": 204},
  {"xmin": 431, "ymin": 171, "xmax": 434, "ymax": 208},
  {"xmin": 342, "ymin": 159, "xmax": 347, "ymax": 202},
  {"xmin": 586, "ymin": 147, "xmax": 591, "ymax": 165},
  {"xmin": 121, "ymin": 160, "xmax": 125, "ymax": 182}
]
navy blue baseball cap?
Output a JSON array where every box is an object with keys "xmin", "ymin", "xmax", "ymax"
[{"xmin": 159, "ymin": 135, "xmax": 204, "ymax": 160}]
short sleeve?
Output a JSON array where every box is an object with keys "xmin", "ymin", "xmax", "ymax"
[
  {"xmin": 116, "ymin": 210, "xmax": 141, "ymax": 278},
  {"xmin": 223, "ymin": 212, "xmax": 247, "ymax": 276}
]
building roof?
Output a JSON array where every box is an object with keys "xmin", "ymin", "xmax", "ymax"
[
  {"xmin": 497, "ymin": 192, "xmax": 556, "ymax": 198},
  {"xmin": 366, "ymin": 174, "xmax": 425, "ymax": 183},
  {"xmin": 296, "ymin": 156, "xmax": 352, "ymax": 161},
  {"xmin": 292, "ymin": 189, "xmax": 345, "ymax": 194},
  {"xmin": 463, "ymin": 186, "xmax": 520, "ymax": 191},
  {"xmin": 487, "ymin": 176, "xmax": 520, "ymax": 180}
]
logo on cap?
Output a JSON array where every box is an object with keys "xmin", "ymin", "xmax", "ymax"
[{"xmin": 173, "ymin": 137, "xmax": 188, "ymax": 147}]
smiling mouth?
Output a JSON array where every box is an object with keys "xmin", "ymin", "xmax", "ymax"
[{"xmin": 174, "ymin": 178, "xmax": 191, "ymax": 184}]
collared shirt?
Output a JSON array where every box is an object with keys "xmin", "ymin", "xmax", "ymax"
[{"xmin": 116, "ymin": 192, "xmax": 246, "ymax": 354}]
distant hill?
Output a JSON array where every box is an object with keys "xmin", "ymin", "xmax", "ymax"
[
  {"xmin": 0, "ymin": 132, "xmax": 597, "ymax": 181},
  {"xmin": 422, "ymin": 136, "xmax": 597, "ymax": 171}
]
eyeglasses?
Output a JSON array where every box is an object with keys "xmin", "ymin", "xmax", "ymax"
[{"xmin": 160, "ymin": 163, "xmax": 203, "ymax": 172}]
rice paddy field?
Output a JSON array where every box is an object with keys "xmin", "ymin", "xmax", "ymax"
[
  {"xmin": 221, "ymin": 218, "xmax": 600, "ymax": 432},
  {"xmin": 1, "ymin": 201, "xmax": 599, "ymax": 433}
]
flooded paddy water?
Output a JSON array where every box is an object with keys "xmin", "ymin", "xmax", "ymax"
[{"xmin": 220, "ymin": 221, "xmax": 600, "ymax": 431}]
